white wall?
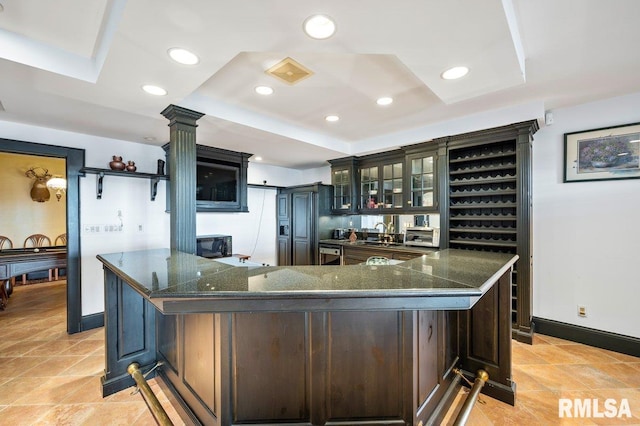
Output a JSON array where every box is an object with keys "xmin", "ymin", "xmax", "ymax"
[
  {"xmin": 0, "ymin": 121, "xmax": 306, "ymax": 316},
  {"xmin": 532, "ymin": 92, "xmax": 640, "ymax": 338}
]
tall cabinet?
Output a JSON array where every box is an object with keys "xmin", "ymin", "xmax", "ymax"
[
  {"xmin": 436, "ymin": 121, "xmax": 538, "ymax": 343},
  {"xmin": 277, "ymin": 183, "xmax": 336, "ymax": 266}
]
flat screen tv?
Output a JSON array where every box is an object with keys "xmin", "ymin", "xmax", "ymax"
[
  {"xmin": 164, "ymin": 143, "xmax": 251, "ymax": 212},
  {"xmin": 196, "ymin": 159, "xmax": 239, "ymax": 209}
]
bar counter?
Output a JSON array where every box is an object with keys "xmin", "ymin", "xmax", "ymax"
[{"xmin": 98, "ymin": 248, "xmax": 517, "ymax": 425}]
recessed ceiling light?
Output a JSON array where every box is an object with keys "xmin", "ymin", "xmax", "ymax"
[
  {"xmin": 255, "ymin": 86, "xmax": 274, "ymax": 95},
  {"xmin": 168, "ymin": 48, "xmax": 199, "ymax": 65},
  {"xmin": 325, "ymin": 115, "xmax": 340, "ymax": 122},
  {"xmin": 144, "ymin": 136, "xmax": 156, "ymax": 141},
  {"xmin": 254, "ymin": 156, "xmax": 263, "ymax": 161},
  {"xmin": 303, "ymin": 14, "xmax": 336, "ymax": 40},
  {"xmin": 142, "ymin": 85, "xmax": 167, "ymax": 96},
  {"xmin": 376, "ymin": 97, "xmax": 393, "ymax": 106},
  {"xmin": 441, "ymin": 66, "xmax": 469, "ymax": 80}
]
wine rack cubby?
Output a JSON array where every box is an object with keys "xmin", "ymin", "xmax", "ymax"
[
  {"xmin": 448, "ymin": 140, "xmax": 519, "ymax": 327},
  {"xmin": 438, "ymin": 121, "xmax": 538, "ymax": 344}
]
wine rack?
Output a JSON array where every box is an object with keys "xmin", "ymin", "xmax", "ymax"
[{"xmin": 447, "ymin": 140, "xmax": 520, "ymax": 324}]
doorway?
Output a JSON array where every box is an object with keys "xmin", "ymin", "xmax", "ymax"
[{"xmin": 1, "ymin": 138, "xmax": 84, "ymax": 333}]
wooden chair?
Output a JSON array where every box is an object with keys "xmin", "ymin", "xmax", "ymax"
[
  {"xmin": 22, "ymin": 234, "xmax": 52, "ymax": 284},
  {"xmin": 54, "ymin": 233, "xmax": 67, "ymax": 246},
  {"xmin": 54, "ymin": 233, "xmax": 67, "ymax": 280},
  {"xmin": 0, "ymin": 236, "xmax": 15, "ymax": 292},
  {"xmin": 0, "ymin": 235, "xmax": 12, "ymax": 250}
]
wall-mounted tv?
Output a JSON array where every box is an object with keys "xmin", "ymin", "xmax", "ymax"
[
  {"xmin": 163, "ymin": 144, "xmax": 252, "ymax": 212},
  {"xmin": 196, "ymin": 159, "xmax": 238, "ymax": 203}
]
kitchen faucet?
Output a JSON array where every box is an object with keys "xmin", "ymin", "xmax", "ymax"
[
  {"xmin": 374, "ymin": 222, "xmax": 392, "ymax": 242},
  {"xmin": 374, "ymin": 222, "xmax": 387, "ymax": 234}
]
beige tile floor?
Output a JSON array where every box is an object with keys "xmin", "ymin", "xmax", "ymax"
[{"xmin": 1, "ymin": 280, "xmax": 639, "ymax": 425}]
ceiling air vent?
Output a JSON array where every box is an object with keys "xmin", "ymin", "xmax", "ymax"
[{"xmin": 266, "ymin": 57, "xmax": 313, "ymax": 85}]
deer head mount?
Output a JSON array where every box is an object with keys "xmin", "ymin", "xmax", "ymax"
[{"xmin": 25, "ymin": 167, "xmax": 52, "ymax": 202}]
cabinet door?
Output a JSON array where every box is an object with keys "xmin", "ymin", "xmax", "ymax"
[
  {"xmin": 406, "ymin": 152, "xmax": 437, "ymax": 211},
  {"xmin": 359, "ymin": 158, "xmax": 404, "ymax": 212},
  {"xmin": 359, "ymin": 165, "xmax": 379, "ymax": 210},
  {"xmin": 292, "ymin": 192, "xmax": 313, "ymax": 265},
  {"xmin": 278, "ymin": 237, "xmax": 290, "ymax": 266},
  {"xmin": 277, "ymin": 194, "xmax": 291, "ymax": 266},
  {"xmin": 332, "ymin": 168, "xmax": 352, "ymax": 212},
  {"xmin": 382, "ymin": 161, "xmax": 403, "ymax": 209},
  {"xmin": 416, "ymin": 311, "xmax": 438, "ymax": 407}
]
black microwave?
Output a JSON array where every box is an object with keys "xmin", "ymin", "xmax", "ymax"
[{"xmin": 196, "ymin": 235, "xmax": 232, "ymax": 259}]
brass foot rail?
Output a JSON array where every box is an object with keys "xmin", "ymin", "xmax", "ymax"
[
  {"xmin": 127, "ymin": 362, "xmax": 174, "ymax": 426},
  {"xmin": 453, "ymin": 369, "xmax": 489, "ymax": 426}
]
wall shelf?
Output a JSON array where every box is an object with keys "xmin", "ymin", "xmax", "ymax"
[{"xmin": 80, "ymin": 167, "xmax": 169, "ymax": 201}]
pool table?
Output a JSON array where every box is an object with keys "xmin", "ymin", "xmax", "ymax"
[{"xmin": 0, "ymin": 246, "xmax": 67, "ymax": 309}]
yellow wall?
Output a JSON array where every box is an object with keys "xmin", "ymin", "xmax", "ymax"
[{"xmin": 0, "ymin": 152, "xmax": 66, "ymax": 247}]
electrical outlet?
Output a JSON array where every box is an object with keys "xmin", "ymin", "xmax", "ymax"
[{"xmin": 577, "ymin": 305, "xmax": 587, "ymax": 317}]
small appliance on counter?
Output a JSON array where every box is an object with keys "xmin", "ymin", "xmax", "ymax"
[
  {"xmin": 403, "ymin": 227, "xmax": 440, "ymax": 248},
  {"xmin": 196, "ymin": 234, "xmax": 232, "ymax": 258},
  {"xmin": 332, "ymin": 228, "xmax": 347, "ymax": 240}
]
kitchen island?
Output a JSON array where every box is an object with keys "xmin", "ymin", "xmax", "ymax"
[{"xmin": 98, "ymin": 248, "xmax": 516, "ymax": 425}]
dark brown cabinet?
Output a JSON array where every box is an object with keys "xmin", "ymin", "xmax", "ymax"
[
  {"xmin": 328, "ymin": 156, "xmax": 359, "ymax": 214},
  {"xmin": 342, "ymin": 245, "xmax": 429, "ymax": 265},
  {"xmin": 277, "ymin": 183, "xmax": 337, "ymax": 265},
  {"xmin": 329, "ymin": 145, "xmax": 441, "ymax": 214},
  {"xmin": 437, "ymin": 120, "xmax": 538, "ymax": 343},
  {"xmin": 404, "ymin": 148, "xmax": 439, "ymax": 212},
  {"xmin": 358, "ymin": 151, "xmax": 405, "ymax": 212}
]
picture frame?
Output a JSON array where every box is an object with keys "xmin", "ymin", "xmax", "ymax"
[{"xmin": 564, "ymin": 122, "xmax": 640, "ymax": 183}]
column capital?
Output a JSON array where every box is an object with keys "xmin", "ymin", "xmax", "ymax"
[{"xmin": 160, "ymin": 104, "xmax": 205, "ymax": 127}]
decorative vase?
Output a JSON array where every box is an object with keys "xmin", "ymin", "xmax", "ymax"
[
  {"xmin": 125, "ymin": 161, "xmax": 137, "ymax": 172},
  {"xmin": 109, "ymin": 156, "xmax": 126, "ymax": 171},
  {"xmin": 157, "ymin": 159, "xmax": 165, "ymax": 175}
]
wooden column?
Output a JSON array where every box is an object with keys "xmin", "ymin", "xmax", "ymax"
[
  {"xmin": 160, "ymin": 105, "xmax": 204, "ymax": 254},
  {"xmin": 514, "ymin": 122, "xmax": 537, "ymax": 343}
]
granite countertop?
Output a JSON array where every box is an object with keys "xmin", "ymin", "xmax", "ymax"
[{"xmin": 97, "ymin": 248, "xmax": 517, "ymax": 313}]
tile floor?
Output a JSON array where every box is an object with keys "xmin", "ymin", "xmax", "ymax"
[{"xmin": 1, "ymin": 280, "xmax": 639, "ymax": 425}]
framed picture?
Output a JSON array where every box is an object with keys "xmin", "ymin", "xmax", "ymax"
[{"xmin": 564, "ymin": 122, "xmax": 640, "ymax": 182}]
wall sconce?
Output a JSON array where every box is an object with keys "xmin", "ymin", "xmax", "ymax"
[
  {"xmin": 47, "ymin": 177, "xmax": 67, "ymax": 202},
  {"xmin": 25, "ymin": 167, "xmax": 52, "ymax": 202}
]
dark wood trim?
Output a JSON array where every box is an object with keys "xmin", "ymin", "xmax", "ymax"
[
  {"xmin": 81, "ymin": 312, "xmax": 104, "ymax": 330},
  {"xmin": 0, "ymin": 138, "xmax": 84, "ymax": 334},
  {"xmin": 247, "ymin": 182, "xmax": 283, "ymax": 190},
  {"xmin": 533, "ymin": 317, "xmax": 640, "ymax": 358}
]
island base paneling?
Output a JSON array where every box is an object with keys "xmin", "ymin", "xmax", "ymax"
[
  {"xmin": 155, "ymin": 309, "xmax": 460, "ymax": 425},
  {"xmin": 99, "ymin": 249, "xmax": 516, "ymax": 425}
]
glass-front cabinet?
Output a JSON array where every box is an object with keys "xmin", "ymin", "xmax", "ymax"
[
  {"xmin": 360, "ymin": 165, "xmax": 379, "ymax": 209},
  {"xmin": 406, "ymin": 151, "xmax": 437, "ymax": 211},
  {"xmin": 328, "ymin": 145, "xmax": 438, "ymax": 214},
  {"xmin": 358, "ymin": 151, "xmax": 404, "ymax": 212},
  {"xmin": 328, "ymin": 157, "xmax": 359, "ymax": 214},
  {"xmin": 382, "ymin": 162, "xmax": 403, "ymax": 208}
]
